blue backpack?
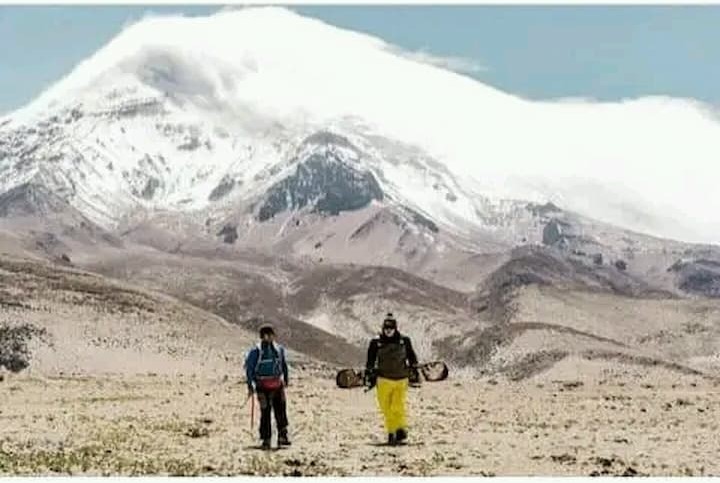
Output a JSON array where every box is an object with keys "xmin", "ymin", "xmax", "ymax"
[
  {"xmin": 254, "ymin": 343, "xmax": 284, "ymax": 391},
  {"xmin": 256, "ymin": 344, "xmax": 282, "ymax": 377}
]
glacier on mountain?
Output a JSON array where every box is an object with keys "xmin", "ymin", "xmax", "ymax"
[{"xmin": 1, "ymin": 7, "xmax": 720, "ymax": 244}]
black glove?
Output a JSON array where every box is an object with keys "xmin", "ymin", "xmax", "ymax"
[
  {"xmin": 363, "ymin": 369, "xmax": 377, "ymax": 390},
  {"xmin": 409, "ymin": 366, "xmax": 421, "ymax": 385}
]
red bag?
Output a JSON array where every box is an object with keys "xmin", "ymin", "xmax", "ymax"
[{"xmin": 257, "ymin": 375, "xmax": 283, "ymax": 391}]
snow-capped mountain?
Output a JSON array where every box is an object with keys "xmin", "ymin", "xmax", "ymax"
[
  {"xmin": 7, "ymin": 7, "xmax": 720, "ymax": 384},
  {"xmin": 1, "ymin": 6, "xmax": 720, "ymax": 259},
  {"xmin": 0, "ymin": 8, "xmax": 534, "ymax": 247}
]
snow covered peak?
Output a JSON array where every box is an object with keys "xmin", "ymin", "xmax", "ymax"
[
  {"xmin": 4, "ymin": 7, "xmax": 720, "ymax": 244},
  {"xmin": 16, "ymin": 7, "xmax": 513, "ymax": 132}
]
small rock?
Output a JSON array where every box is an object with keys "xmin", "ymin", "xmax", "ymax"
[
  {"xmin": 551, "ymin": 453, "xmax": 577, "ymax": 465},
  {"xmin": 594, "ymin": 457, "xmax": 615, "ymax": 468},
  {"xmin": 622, "ymin": 467, "xmax": 639, "ymax": 476},
  {"xmin": 185, "ymin": 427, "xmax": 210, "ymax": 438}
]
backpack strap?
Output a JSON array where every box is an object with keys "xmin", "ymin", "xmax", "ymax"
[{"xmin": 251, "ymin": 344, "xmax": 261, "ymax": 374}]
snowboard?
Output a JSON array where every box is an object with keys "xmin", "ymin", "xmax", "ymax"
[{"xmin": 335, "ymin": 361, "xmax": 449, "ymax": 389}]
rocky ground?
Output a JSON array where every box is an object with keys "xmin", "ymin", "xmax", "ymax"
[
  {"xmin": 3, "ymin": 249, "xmax": 720, "ymax": 476},
  {"xmin": 2, "ymin": 367, "xmax": 719, "ymax": 476}
]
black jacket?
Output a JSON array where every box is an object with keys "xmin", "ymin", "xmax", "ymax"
[{"xmin": 365, "ymin": 332, "xmax": 418, "ymax": 380}]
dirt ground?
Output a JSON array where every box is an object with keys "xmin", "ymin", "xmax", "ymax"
[{"xmin": 2, "ymin": 368, "xmax": 719, "ymax": 476}]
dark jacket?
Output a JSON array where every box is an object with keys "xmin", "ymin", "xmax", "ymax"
[
  {"xmin": 365, "ymin": 332, "xmax": 418, "ymax": 380},
  {"xmin": 245, "ymin": 341, "xmax": 289, "ymax": 392}
]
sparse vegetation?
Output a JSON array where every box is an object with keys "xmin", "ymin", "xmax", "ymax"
[
  {"xmin": 500, "ymin": 350, "xmax": 569, "ymax": 381},
  {"xmin": 2, "ymin": 374, "xmax": 717, "ymax": 476},
  {"xmin": 0, "ymin": 323, "xmax": 47, "ymax": 372},
  {"xmin": 0, "ymin": 445, "xmax": 201, "ymax": 476}
]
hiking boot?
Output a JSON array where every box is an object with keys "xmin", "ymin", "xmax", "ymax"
[
  {"xmin": 278, "ymin": 431, "xmax": 291, "ymax": 446},
  {"xmin": 387, "ymin": 433, "xmax": 397, "ymax": 446},
  {"xmin": 395, "ymin": 428, "xmax": 408, "ymax": 443},
  {"xmin": 261, "ymin": 439, "xmax": 272, "ymax": 450}
]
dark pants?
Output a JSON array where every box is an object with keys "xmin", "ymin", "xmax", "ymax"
[{"xmin": 257, "ymin": 387, "xmax": 288, "ymax": 441}]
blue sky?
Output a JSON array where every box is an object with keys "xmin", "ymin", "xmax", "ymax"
[{"xmin": 1, "ymin": 5, "xmax": 720, "ymax": 114}]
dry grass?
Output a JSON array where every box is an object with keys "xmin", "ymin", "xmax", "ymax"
[{"xmin": 1, "ymin": 371, "xmax": 719, "ymax": 476}]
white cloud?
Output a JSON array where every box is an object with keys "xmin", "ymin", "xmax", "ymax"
[{"xmin": 392, "ymin": 48, "xmax": 487, "ymax": 75}]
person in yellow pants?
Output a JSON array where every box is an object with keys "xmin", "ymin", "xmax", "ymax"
[
  {"xmin": 365, "ymin": 313, "xmax": 418, "ymax": 446},
  {"xmin": 376, "ymin": 377, "xmax": 409, "ymax": 436}
]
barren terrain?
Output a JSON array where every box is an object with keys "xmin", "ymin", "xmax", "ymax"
[
  {"xmin": 2, "ymin": 369, "xmax": 719, "ymax": 476},
  {"xmin": 2, "ymin": 248, "xmax": 720, "ymax": 476}
]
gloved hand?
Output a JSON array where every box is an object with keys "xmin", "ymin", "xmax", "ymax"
[
  {"xmin": 409, "ymin": 366, "xmax": 421, "ymax": 384},
  {"xmin": 363, "ymin": 369, "xmax": 377, "ymax": 390}
]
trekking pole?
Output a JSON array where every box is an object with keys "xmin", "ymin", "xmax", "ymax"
[{"xmin": 250, "ymin": 394, "xmax": 255, "ymax": 432}]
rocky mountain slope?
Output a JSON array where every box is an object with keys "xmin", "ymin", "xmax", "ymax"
[{"xmin": 2, "ymin": 8, "xmax": 720, "ymax": 380}]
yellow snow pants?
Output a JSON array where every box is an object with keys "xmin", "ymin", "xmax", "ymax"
[{"xmin": 376, "ymin": 377, "xmax": 408, "ymax": 433}]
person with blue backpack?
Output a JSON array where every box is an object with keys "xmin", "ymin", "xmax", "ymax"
[{"xmin": 245, "ymin": 325, "xmax": 290, "ymax": 450}]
